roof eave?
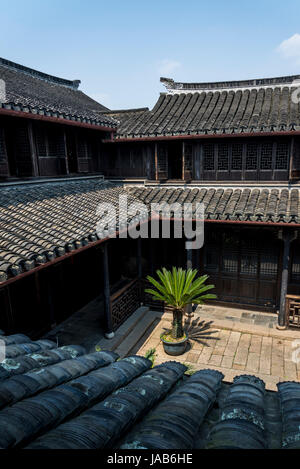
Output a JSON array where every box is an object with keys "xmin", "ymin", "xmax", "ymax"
[
  {"xmin": 0, "ymin": 107, "xmax": 117, "ymax": 132},
  {"xmin": 103, "ymin": 130, "xmax": 299, "ymax": 143}
]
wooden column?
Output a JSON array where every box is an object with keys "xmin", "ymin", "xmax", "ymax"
[
  {"xmin": 289, "ymin": 136, "xmax": 295, "ymax": 182},
  {"xmin": 101, "ymin": 241, "xmax": 114, "ymax": 338},
  {"xmin": 278, "ymin": 230, "xmax": 297, "ymax": 329},
  {"xmin": 185, "ymin": 239, "xmax": 194, "ymax": 317},
  {"xmin": 63, "ymin": 129, "xmax": 70, "ymax": 175}
]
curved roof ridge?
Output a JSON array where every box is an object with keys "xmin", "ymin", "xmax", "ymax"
[
  {"xmin": 161, "ymin": 74, "xmax": 300, "ymax": 93},
  {"xmin": 104, "ymin": 107, "xmax": 149, "ymax": 114},
  {"xmin": 0, "ymin": 57, "xmax": 81, "ymax": 89}
]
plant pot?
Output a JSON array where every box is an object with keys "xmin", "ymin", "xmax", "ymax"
[{"xmin": 161, "ymin": 333, "xmax": 188, "ymax": 356}]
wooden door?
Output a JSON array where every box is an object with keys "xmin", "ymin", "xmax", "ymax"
[{"xmin": 203, "ymin": 227, "xmax": 280, "ymax": 311}]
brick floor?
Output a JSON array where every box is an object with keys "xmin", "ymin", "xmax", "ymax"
[{"xmin": 135, "ymin": 312, "xmax": 300, "ymax": 391}]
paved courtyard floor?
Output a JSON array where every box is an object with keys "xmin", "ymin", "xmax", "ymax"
[
  {"xmin": 134, "ymin": 306, "xmax": 300, "ymax": 391},
  {"xmin": 43, "ymin": 296, "xmax": 300, "ymax": 392}
]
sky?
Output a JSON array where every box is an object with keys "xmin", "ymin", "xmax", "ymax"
[{"xmin": 1, "ymin": 0, "xmax": 300, "ymax": 110}]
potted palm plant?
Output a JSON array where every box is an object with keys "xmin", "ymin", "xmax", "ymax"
[{"xmin": 145, "ymin": 267, "xmax": 216, "ymax": 356}]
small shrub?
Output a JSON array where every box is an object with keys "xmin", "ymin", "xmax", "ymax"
[
  {"xmin": 183, "ymin": 362, "xmax": 196, "ymax": 376},
  {"xmin": 145, "ymin": 348, "xmax": 157, "ymax": 368}
]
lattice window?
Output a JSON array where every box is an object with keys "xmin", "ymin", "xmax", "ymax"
[
  {"xmin": 184, "ymin": 144, "xmax": 193, "ymax": 171},
  {"xmin": 86, "ymin": 141, "xmax": 96, "ymax": 160},
  {"xmin": 260, "ymin": 143, "xmax": 273, "ymax": 170},
  {"xmin": 0, "ymin": 128, "xmax": 6, "ymax": 161},
  {"xmin": 292, "ymin": 253, "xmax": 300, "ymax": 282},
  {"xmin": 286, "ymin": 295, "xmax": 300, "ymax": 327},
  {"xmin": 231, "ymin": 143, "xmax": 243, "ymax": 170},
  {"xmin": 246, "ymin": 143, "xmax": 258, "ymax": 170},
  {"xmin": 204, "ymin": 246, "xmax": 219, "ymax": 272},
  {"xmin": 222, "ymin": 251, "xmax": 238, "ymax": 273},
  {"xmin": 218, "ymin": 144, "xmax": 229, "ymax": 170},
  {"xmin": 158, "ymin": 145, "xmax": 168, "ymax": 172},
  {"xmin": 77, "ymin": 137, "xmax": 88, "ymax": 159},
  {"xmin": 260, "ymin": 250, "xmax": 278, "ymax": 278},
  {"xmin": 240, "ymin": 239, "xmax": 258, "ymax": 276},
  {"xmin": 275, "ymin": 142, "xmax": 289, "ymax": 170},
  {"xmin": 48, "ymin": 131, "xmax": 65, "ymax": 158},
  {"xmin": 15, "ymin": 126, "xmax": 31, "ymax": 161},
  {"xmin": 240, "ymin": 250, "xmax": 258, "ymax": 276},
  {"xmin": 221, "ymin": 232, "xmax": 239, "ymax": 273},
  {"xmin": 111, "ymin": 280, "xmax": 141, "ymax": 329},
  {"xmin": 35, "ymin": 127, "xmax": 47, "ymax": 157},
  {"xmin": 203, "ymin": 144, "xmax": 215, "ymax": 170}
]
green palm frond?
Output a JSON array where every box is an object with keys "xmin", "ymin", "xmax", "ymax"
[{"xmin": 146, "ymin": 267, "xmax": 217, "ymax": 310}]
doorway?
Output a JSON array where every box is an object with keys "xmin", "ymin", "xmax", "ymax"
[
  {"xmin": 5, "ymin": 121, "xmax": 33, "ymax": 177},
  {"xmin": 202, "ymin": 226, "xmax": 281, "ymax": 311}
]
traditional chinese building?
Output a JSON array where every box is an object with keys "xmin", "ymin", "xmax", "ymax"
[{"xmin": 0, "ymin": 58, "xmax": 300, "ymax": 337}]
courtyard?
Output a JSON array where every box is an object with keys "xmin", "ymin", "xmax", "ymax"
[
  {"xmin": 135, "ymin": 312, "xmax": 299, "ymax": 392},
  {"xmin": 45, "ymin": 297, "xmax": 300, "ymax": 392}
]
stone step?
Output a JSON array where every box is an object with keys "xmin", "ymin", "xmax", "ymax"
[
  {"xmin": 114, "ymin": 311, "xmax": 159, "ymax": 358},
  {"xmin": 96, "ymin": 306, "xmax": 151, "ymax": 354}
]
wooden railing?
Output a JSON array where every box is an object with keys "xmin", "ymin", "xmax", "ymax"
[
  {"xmin": 110, "ymin": 278, "xmax": 141, "ymax": 330},
  {"xmin": 285, "ymin": 294, "xmax": 300, "ymax": 327}
]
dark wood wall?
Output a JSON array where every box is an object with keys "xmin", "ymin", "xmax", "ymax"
[
  {"xmin": 0, "ymin": 238, "xmax": 142, "ymax": 338},
  {"xmin": 105, "ymin": 136, "xmax": 298, "ymax": 182},
  {"xmin": 101, "ymin": 142, "xmax": 153, "ymax": 179},
  {"xmin": 0, "ymin": 246, "xmax": 105, "ymax": 337},
  {"xmin": 0, "ymin": 116, "xmax": 108, "ymax": 179}
]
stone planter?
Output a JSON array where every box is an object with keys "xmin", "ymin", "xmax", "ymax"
[{"xmin": 161, "ymin": 333, "xmax": 188, "ymax": 356}]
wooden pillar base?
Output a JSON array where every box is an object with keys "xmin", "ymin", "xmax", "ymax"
[
  {"xmin": 276, "ymin": 324, "xmax": 288, "ymax": 330},
  {"xmin": 105, "ymin": 331, "xmax": 115, "ymax": 339},
  {"xmin": 184, "ymin": 305, "xmax": 194, "ymax": 318}
]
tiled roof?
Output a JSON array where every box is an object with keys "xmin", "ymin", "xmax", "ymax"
[
  {"xmin": 127, "ymin": 185, "xmax": 300, "ymax": 224},
  {"xmin": 0, "ymin": 58, "xmax": 117, "ymax": 129},
  {"xmin": 160, "ymin": 74, "xmax": 300, "ymax": 91},
  {"xmin": 104, "ymin": 108, "xmax": 149, "ymax": 124},
  {"xmin": 114, "ymin": 74, "xmax": 300, "ymax": 138},
  {"xmin": 0, "ymin": 334, "xmax": 296, "ymax": 449},
  {"xmin": 0, "ymin": 178, "xmax": 144, "ymax": 282},
  {"xmin": 0, "ymin": 179, "xmax": 299, "ymax": 282}
]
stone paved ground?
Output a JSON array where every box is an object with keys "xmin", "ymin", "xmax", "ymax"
[
  {"xmin": 134, "ymin": 307, "xmax": 300, "ymax": 391},
  {"xmin": 42, "ymin": 297, "xmax": 300, "ymax": 392},
  {"xmin": 43, "ymin": 295, "xmax": 106, "ymax": 351}
]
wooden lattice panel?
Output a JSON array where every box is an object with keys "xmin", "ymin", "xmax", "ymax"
[
  {"xmin": 111, "ymin": 279, "xmax": 141, "ymax": 330},
  {"xmin": 286, "ymin": 295, "xmax": 300, "ymax": 327}
]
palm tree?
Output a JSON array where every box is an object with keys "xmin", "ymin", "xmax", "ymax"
[{"xmin": 145, "ymin": 267, "xmax": 217, "ymax": 340}]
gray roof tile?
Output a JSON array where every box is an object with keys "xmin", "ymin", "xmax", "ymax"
[
  {"xmin": 0, "ymin": 58, "xmax": 117, "ymax": 129},
  {"xmin": 0, "ymin": 338, "xmax": 295, "ymax": 449},
  {"xmin": 0, "ymin": 181, "xmax": 299, "ymax": 282}
]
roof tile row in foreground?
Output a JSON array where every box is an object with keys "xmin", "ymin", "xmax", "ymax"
[{"xmin": 0, "ymin": 333, "xmax": 298, "ymax": 449}]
